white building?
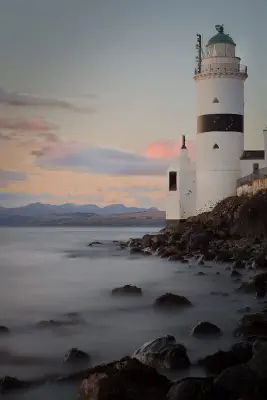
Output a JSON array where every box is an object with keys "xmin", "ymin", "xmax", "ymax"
[{"xmin": 166, "ymin": 25, "xmax": 266, "ymax": 227}]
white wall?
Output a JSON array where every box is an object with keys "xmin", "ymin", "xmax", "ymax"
[
  {"xmin": 166, "ymin": 153, "xmax": 196, "ymax": 220},
  {"xmin": 196, "ymin": 77, "xmax": 244, "ymax": 116}
]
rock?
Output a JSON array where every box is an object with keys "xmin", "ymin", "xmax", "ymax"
[
  {"xmin": 234, "ymin": 313, "xmax": 267, "ymax": 338},
  {"xmin": 111, "ymin": 285, "xmax": 142, "ymax": 296},
  {"xmin": 88, "ymin": 241, "xmax": 102, "ymax": 246},
  {"xmin": 168, "ymin": 252, "xmax": 184, "ymax": 261},
  {"xmin": 78, "ymin": 357, "xmax": 170, "ymax": 400},
  {"xmin": 154, "ymin": 293, "xmax": 192, "ymax": 308},
  {"xmin": 198, "ymin": 342, "xmax": 252, "ymax": 374},
  {"xmin": 191, "ymin": 321, "xmax": 221, "ymax": 336},
  {"xmin": 132, "ymin": 335, "xmax": 190, "ymax": 370},
  {"xmin": 248, "ymin": 340, "xmax": 267, "ymax": 378},
  {"xmin": 166, "ymin": 377, "xmax": 219, "ymax": 400},
  {"xmin": 231, "ymin": 269, "xmax": 241, "ymax": 278},
  {"xmin": 0, "ymin": 376, "xmax": 31, "ymax": 393},
  {"xmin": 195, "ymin": 271, "xmax": 207, "ymax": 276},
  {"xmin": 129, "ymin": 247, "xmax": 143, "ymax": 254},
  {"xmin": 233, "ymin": 260, "xmax": 246, "ymax": 269},
  {"xmin": 214, "ymin": 272, "xmax": 221, "ymax": 276},
  {"xmin": 180, "ymin": 258, "xmax": 189, "ymax": 264},
  {"xmin": 214, "ymin": 364, "xmax": 258, "ymax": 398},
  {"xmin": 0, "ymin": 326, "xmax": 9, "ymax": 334},
  {"xmin": 215, "ymin": 250, "xmax": 233, "ymax": 262},
  {"xmin": 64, "ymin": 348, "xmax": 90, "ymax": 364}
]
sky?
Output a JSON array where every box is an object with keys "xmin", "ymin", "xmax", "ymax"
[{"xmin": 0, "ymin": 0, "xmax": 266, "ymax": 209}]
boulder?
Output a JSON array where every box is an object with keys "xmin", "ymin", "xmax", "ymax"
[
  {"xmin": 231, "ymin": 269, "xmax": 242, "ymax": 278},
  {"xmin": 248, "ymin": 340, "xmax": 267, "ymax": 379},
  {"xmin": 195, "ymin": 271, "xmax": 207, "ymax": 276},
  {"xmin": 154, "ymin": 293, "xmax": 192, "ymax": 309},
  {"xmin": 166, "ymin": 377, "xmax": 216, "ymax": 400},
  {"xmin": 232, "ymin": 260, "xmax": 246, "ymax": 269},
  {"xmin": 64, "ymin": 348, "xmax": 90, "ymax": 364},
  {"xmin": 0, "ymin": 376, "xmax": 31, "ymax": 393},
  {"xmin": 234, "ymin": 313, "xmax": 267, "ymax": 338},
  {"xmin": 214, "ymin": 364, "xmax": 258, "ymax": 398},
  {"xmin": 0, "ymin": 326, "xmax": 9, "ymax": 334},
  {"xmin": 88, "ymin": 241, "xmax": 102, "ymax": 246},
  {"xmin": 129, "ymin": 247, "xmax": 143, "ymax": 254},
  {"xmin": 78, "ymin": 357, "xmax": 170, "ymax": 400},
  {"xmin": 111, "ymin": 285, "xmax": 142, "ymax": 296},
  {"xmin": 198, "ymin": 342, "xmax": 252, "ymax": 374},
  {"xmin": 191, "ymin": 322, "xmax": 221, "ymax": 336},
  {"xmin": 132, "ymin": 335, "xmax": 190, "ymax": 370}
]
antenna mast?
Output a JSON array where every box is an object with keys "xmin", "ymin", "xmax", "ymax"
[{"xmin": 195, "ymin": 33, "xmax": 202, "ymax": 74}]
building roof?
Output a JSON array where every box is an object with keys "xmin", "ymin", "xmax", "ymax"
[
  {"xmin": 240, "ymin": 150, "xmax": 265, "ymax": 160},
  {"xmin": 207, "ymin": 25, "xmax": 236, "ymax": 46}
]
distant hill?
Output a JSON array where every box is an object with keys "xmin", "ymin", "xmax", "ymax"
[{"xmin": 0, "ymin": 203, "xmax": 165, "ymax": 227}]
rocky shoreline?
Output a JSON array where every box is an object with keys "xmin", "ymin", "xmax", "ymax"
[{"xmin": 2, "ymin": 192, "xmax": 267, "ymax": 399}]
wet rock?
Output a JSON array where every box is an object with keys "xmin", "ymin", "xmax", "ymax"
[
  {"xmin": 129, "ymin": 247, "xmax": 143, "ymax": 254},
  {"xmin": 214, "ymin": 271, "xmax": 221, "ymax": 276},
  {"xmin": 78, "ymin": 357, "xmax": 170, "ymax": 400},
  {"xmin": 88, "ymin": 241, "xmax": 102, "ymax": 246},
  {"xmin": 248, "ymin": 340, "xmax": 267, "ymax": 378},
  {"xmin": 154, "ymin": 293, "xmax": 192, "ymax": 308},
  {"xmin": 233, "ymin": 260, "xmax": 246, "ymax": 269},
  {"xmin": 111, "ymin": 285, "xmax": 142, "ymax": 296},
  {"xmin": 214, "ymin": 364, "xmax": 258, "ymax": 398},
  {"xmin": 231, "ymin": 269, "xmax": 241, "ymax": 278},
  {"xmin": 142, "ymin": 247, "xmax": 153, "ymax": 255},
  {"xmin": 234, "ymin": 313, "xmax": 267, "ymax": 338},
  {"xmin": 209, "ymin": 291, "xmax": 229, "ymax": 297},
  {"xmin": 203, "ymin": 250, "xmax": 216, "ymax": 261},
  {"xmin": 166, "ymin": 377, "xmax": 219, "ymax": 400},
  {"xmin": 0, "ymin": 376, "xmax": 31, "ymax": 393},
  {"xmin": 132, "ymin": 335, "xmax": 190, "ymax": 370},
  {"xmin": 195, "ymin": 271, "xmax": 207, "ymax": 276},
  {"xmin": 198, "ymin": 342, "xmax": 252, "ymax": 374},
  {"xmin": 191, "ymin": 321, "xmax": 221, "ymax": 336},
  {"xmin": 168, "ymin": 252, "xmax": 184, "ymax": 261},
  {"xmin": 64, "ymin": 348, "xmax": 90, "ymax": 364},
  {"xmin": 37, "ymin": 319, "xmax": 65, "ymax": 328},
  {"xmin": 252, "ymin": 254, "xmax": 267, "ymax": 270},
  {"xmin": 215, "ymin": 250, "xmax": 233, "ymax": 263},
  {"xmin": 0, "ymin": 326, "xmax": 9, "ymax": 334}
]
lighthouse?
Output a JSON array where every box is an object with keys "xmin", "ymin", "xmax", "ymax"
[{"xmin": 194, "ymin": 25, "xmax": 247, "ymax": 213}]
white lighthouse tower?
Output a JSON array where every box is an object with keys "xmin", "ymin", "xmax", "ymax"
[{"xmin": 194, "ymin": 25, "xmax": 248, "ymax": 213}]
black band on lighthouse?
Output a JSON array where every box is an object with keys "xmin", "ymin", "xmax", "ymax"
[{"xmin": 197, "ymin": 114, "xmax": 243, "ymax": 133}]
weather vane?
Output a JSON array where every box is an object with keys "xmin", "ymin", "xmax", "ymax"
[{"xmin": 215, "ymin": 24, "xmax": 224, "ymax": 34}]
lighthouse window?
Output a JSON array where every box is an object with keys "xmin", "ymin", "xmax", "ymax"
[
  {"xmin": 212, "ymin": 98, "xmax": 219, "ymax": 103},
  {"xmin": 213, "ymin": 143, "xmax": 219, "ymax": 149},
  {"xmin": 253, "ymin": 163, "xmax": 259, "ymax": 174},
  {"xmin": 169, "ymin": 171, "xmax": 177, "ymax": 191}
]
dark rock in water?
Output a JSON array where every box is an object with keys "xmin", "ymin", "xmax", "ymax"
[
  {"xmin": 248, "ymin": 340, "xmax": 267, "ymax": 379},
  {"xmin": 231, "ymin": 269, "xmax": 241, "ymax": 278},
  {"xmin": 168, "ymin": 252, "xmax": 184, "ymax": 261},
  {"xmin": 197, "ymin": 259, "xmax": 205, "ymax": 265},
  {"xmin": 0, "ymin": 326, "xmax": 9, "ymax": 334},
  {"xmin": 203, "ymin": 250, "xmax": 216, "ymax": 261},
  {"xmin": 0, "ymin": 376, "xmax": 31, "ymax": 393},
  {"xmin": 233, "ymin": 260, "xmax": 246, "ymax": 269},
  {"xmin": 214, "ymin": 364, "xmax": 258, "ymax": 398},
  {"xmin": 215, "ymin": 250, "xmax": 233, "ymax": 262},
  {"xmin": 88, "ymin": 241, "xmax": 102, "ymax": 246},
  {"xmin": 234, "ymin": 313, "xmax": 267, "ymax": 338},
  {"xmin": 191, "ymin": 321, "xmax": 221, "ymax": 336},
  {"xmin": 198, "ymin": 342, "xmax": 252, "ymax": 374},
  {"xmin": 166, "ymin": 377, "xmax": 224, "ymax": 400},
  {"xmin": 154, "ymin": 293, "xmax": 192, "ymax": 308},
  {"xmin": 132, "ymin": 335, "xmax": 190, "ymax": 370},
  {"xmin": 64, "ymin": 348, "xmax": 90, "ymax": 364},
  {"xmin": 129, "ymin": 247, "xmax": 143, "ymax": 254},
  {"xmin": 256, "ymin": 289, "xmax": 266, "ymax": 298},
  {"xmin": 78, "ymin": 357, "xmax": 170, "ymax": 400},
  {"xmin": 214, "ymin": 271, "xmax": 220, "ymax": 276},
  {"xmin": 195, "ymin": 271, "xmax": 207, "ymax": 276},
  {"xmin": 111, "ymin": 285, "xmax": 142, "ymax": 296}
]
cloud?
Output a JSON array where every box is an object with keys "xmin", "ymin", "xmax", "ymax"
[
  {"xmin": 0, "ymin": 170, "xmax": 28, "ymax": 188},
  {"xmin": 0, "ymin": 117, "xmax": 57, "ymax": 132},
  {"xmin": 145, "ymin": 137, "xmax": 196, "ymax": 161},
  {"xmin": 0, "ymin": 132, "xmax": 13, "ymax": 140},
  {"xmin": 34, "ymin": 144, "xmax": 169, "ymax": 176},
  {"xmin": 0, "ymin": 88, "xmax": 96, "ymax": 113}
]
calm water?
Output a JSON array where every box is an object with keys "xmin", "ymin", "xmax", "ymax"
[{"xmin": 0, "ymin": 227, "xmax": 261, "ymax": 399}]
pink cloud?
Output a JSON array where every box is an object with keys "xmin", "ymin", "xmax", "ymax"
[{"xmin": 144, "ymin": 137, "xmax": 196, "ymax": 161}]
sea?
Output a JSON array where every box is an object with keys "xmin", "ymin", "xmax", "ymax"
[{"xmin": 0, "ymin": 226, "xmax": 262, "ymax": 399}]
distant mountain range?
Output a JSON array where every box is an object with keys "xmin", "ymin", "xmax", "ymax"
[{"xmin": 0, "ymin": 203, "xmax": 165, "ymax": 227}]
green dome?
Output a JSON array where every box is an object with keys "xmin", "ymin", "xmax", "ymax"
[{"xmin": 207, "ymin": 25, "xmax": 236, "ymax": 46}]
